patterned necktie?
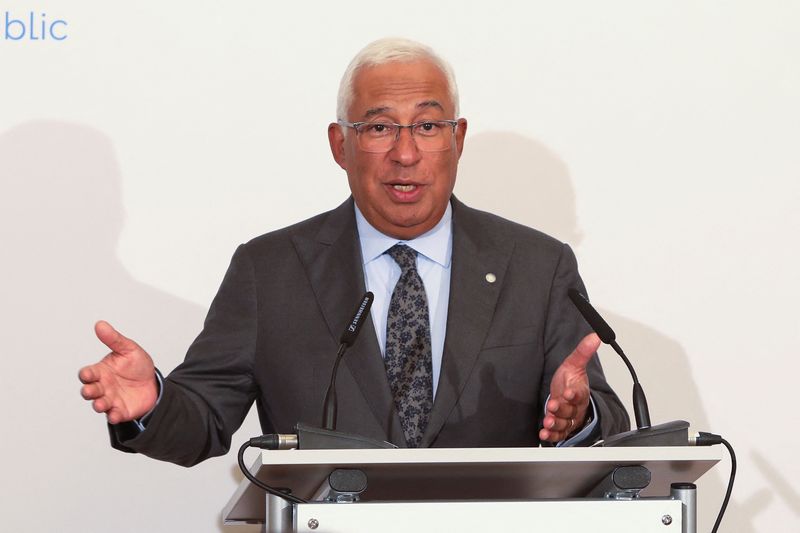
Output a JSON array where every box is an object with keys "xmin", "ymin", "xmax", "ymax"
[{"xmin": 384, "ymin": 244, "xmax": 433, "ymax": 448}]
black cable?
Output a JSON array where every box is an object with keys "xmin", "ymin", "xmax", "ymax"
[
  {"xmin": 237, "ymin": 440, "xmax": 306, "ymax": 504},
  {"xmin": 712, "ymin": 438, "xmax": 736, "ymax": 533},
  {"xmin": 694, "ymin": 432, "xmax": 736, "ymax": 533}
]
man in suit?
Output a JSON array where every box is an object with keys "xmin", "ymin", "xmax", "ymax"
[{"xmin": 79, "ymin": 38, "xmax": 628, "ymax": 466}]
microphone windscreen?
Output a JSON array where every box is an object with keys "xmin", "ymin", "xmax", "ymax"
[
  {"xmin": 567, "ymin": 288, "xmax": 616, "ymax": 343},
  {"xmin": 339, "ymin": 292, "xmax": 375, "ymax": 346}
]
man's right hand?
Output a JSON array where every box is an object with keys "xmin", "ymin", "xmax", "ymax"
[{"xmin": 79, "ymin": 321, "xmax": 158, "ymax": 425}]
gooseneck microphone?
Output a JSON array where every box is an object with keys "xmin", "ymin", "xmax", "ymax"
[
  {"xmin": 567, "ymin": 289, "xmax": 737, "ymax": 530},
  {"xmin": 236, "ymin": 292, "xmax": 389, "ymax": 503},
  {"xmin": 567, "ymin": 288, "xmax": 689, "ymax": 447},
  {"xmin": 567, "ymin": 289, "xmax": 651, "ymax": 429},
  {"xmin": 322, "ymin": 291, "xmax": 374, "ymax": 431},
  {"xmin": 247, "ymin": 290, "xmax": 394, "ymax": 451}
]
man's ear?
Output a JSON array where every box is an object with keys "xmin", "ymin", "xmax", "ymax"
[
  {"xmin": 328, "ymin": 123, "xmax": 347, "ymax": 170},
  {"xmin": 455, "ymin": 118, "xmax": 468, "ymax": 159}
]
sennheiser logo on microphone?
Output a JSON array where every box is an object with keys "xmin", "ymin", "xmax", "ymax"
[
  {"xmin": 348, "ymin": 298, "xmax": 370, "ymax": 332},
  {"xmin": 340, "ymin": 292, "xmax": 374, "ymax": 346}
]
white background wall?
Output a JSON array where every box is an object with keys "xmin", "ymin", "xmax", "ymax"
[{"xmin": 1, "ymin": 1, "xmax": 798, "ymax": 531}]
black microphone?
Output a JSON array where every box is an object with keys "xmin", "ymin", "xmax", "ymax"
[
  {"xmin": 568, "ymin": 288, "xmax": 650, "ymax": 428},
  {"xmin": 567, "ymin": 289, "xmax": 650, "ymax": 429},
  {"xmin": 339, "ymin": 291, "xmax": 374, "ymax": 347},
  {"xmin": 239, "ymin": 291, "xmax": 394, "ymax": 461},
  {"xmin": 567, "ymin": 288, "xmax": 616, "ymax": 344},
  {"xmin": 323, "ymin": 292, "xmax": 374, "ymax": 431},
  {"xmin": 567, "ymin": 289, "xmax": 690, "ymax": 447}
]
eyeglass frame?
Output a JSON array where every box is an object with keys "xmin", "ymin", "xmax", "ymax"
[{"xmin": 337, "ymin": 119, "xmax": 460, "ymax": 153}]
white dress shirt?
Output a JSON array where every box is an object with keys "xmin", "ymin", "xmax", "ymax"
[{"xmin": 354, "ymin": 202, "xmax": 452, "ymax": 397}]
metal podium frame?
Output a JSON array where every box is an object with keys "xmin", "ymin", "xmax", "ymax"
[{"xmin": 222, "ymin": 446, "xmax": 720, "ymax": 533}]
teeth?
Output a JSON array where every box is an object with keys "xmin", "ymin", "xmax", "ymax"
[{"xmin": 393, "ymin": 184, "xmax": 416, "ymax": 192}]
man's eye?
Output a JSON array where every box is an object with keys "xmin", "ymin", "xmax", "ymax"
[
  {"xmin": 415, "ymin": 122, "xmax": 441, "ymax": 135},
  {"xmin": 364, "ymin": 123, "xmax": 393, "ymax": 135}
]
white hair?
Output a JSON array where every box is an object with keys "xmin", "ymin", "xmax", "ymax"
[{"xmin": 336, "ymin": 37, "xmax": 460, "ymax": 120}]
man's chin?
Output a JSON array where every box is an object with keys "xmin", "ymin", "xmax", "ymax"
[{"xmin": 383, "ymin": 215, "xmax": 440, "ymax": 240}]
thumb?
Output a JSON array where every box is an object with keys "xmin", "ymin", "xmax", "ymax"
[
  {"xmin": 94, "ymin": 320, "xmax": 138, "ymax": 354},
  {"xmin": 564, "ymin": 332, "xmax": 601, "ymax": 369}
]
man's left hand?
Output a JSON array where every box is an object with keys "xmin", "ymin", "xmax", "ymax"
[{"xmin": 539, "ymin": 333, "xmax": 600, "ymax": 443}]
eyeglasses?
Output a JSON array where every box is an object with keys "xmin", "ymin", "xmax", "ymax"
[{"xmin": 338, "ymin": 119, "xmax": 459, "ymax": 153}]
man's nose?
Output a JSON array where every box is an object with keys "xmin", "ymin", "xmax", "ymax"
[{"xmin": 389, "ymin": 126, "xmax": 422, "ymax": 165}]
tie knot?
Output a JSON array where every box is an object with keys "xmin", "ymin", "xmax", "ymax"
[{"xmin": 387, "ymin": 244, "xmax": 418, "ymax": 272}]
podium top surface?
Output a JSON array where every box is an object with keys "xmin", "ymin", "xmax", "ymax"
[{"xmin": 223, "ymin": 446, "xmax": 721, "ymax": 524}]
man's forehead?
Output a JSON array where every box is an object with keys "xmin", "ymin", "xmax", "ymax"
[{"xmin": 351, "ymin": 61, "xmax": 453, "ymax": 118}]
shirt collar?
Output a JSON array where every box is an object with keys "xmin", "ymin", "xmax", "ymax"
[{"xmin": 354, "ymin": 201, "xmax": 452, "ymax": 268}]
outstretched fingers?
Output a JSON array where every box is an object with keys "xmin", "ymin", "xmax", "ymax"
[
  {"xmin": 80, "ymin": 321, "xmax": 158, "ymax": 424},
  {"xmin": 79, "ymin": 360, "xmax": 124, "ymax": 418},
  {"xmin": 539, "ymin": 334, "xmax": 599, "ymax": 443}
]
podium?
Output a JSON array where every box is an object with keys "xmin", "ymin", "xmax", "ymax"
[{"xmin": 223, "ymin": 446, "xmax": 720, "ymax": 532}]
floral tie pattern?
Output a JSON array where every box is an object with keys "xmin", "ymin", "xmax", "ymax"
[{"xmin": 384, "ymin": 244, "xmax": 433, "ymax": 448}]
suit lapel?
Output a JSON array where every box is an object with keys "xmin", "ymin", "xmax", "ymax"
[
  {"xmin": 421, "ymin": 198, "xmax": 515, "ymax": 447},
  {"xmin": 291, "ymin": 199, "xmax": 405, "ymax": 445}
]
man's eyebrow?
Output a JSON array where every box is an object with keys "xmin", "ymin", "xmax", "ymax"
[
  {"xmin": 417, "ymin": 100, "xmax": 444, "ymax": 111},
  {"xmin": 363, "ymin": 106, "xmax": 392, "ymax": 119}
]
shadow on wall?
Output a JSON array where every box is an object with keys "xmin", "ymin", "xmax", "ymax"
[
  {"xmin": 455, "ymin": 130, "xmax": 757, "ymax": 532},
  {"xmin": 0, "ymin": 121, "xmax": 255, "ymax": 533},
  {"xmin": 752, "ymin": 450, "xmax": 798, "ymax": 516}
]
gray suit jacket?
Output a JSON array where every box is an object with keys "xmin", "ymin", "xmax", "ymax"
[{"xmin": 112, "ymin": 197, "xmax": 628, "ymax": 466}]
